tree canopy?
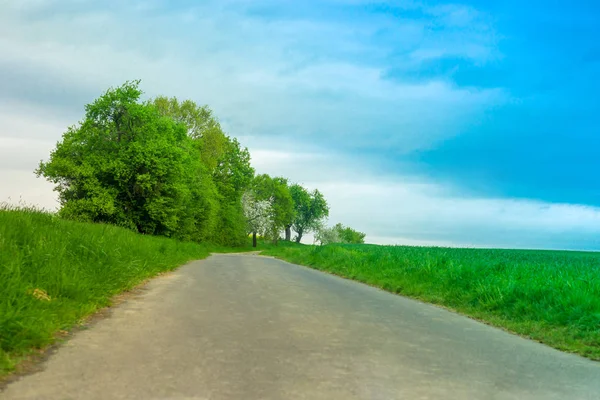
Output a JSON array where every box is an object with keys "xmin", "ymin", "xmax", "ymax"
[
  {"xmin": 288, "ymin": 184, "xmax": 329, "ymax": 243},
  {"xmin": 247, "ymin": 174, "xmax": 294, "ymax": 245},
  {"xmin": 37, "ymin": 81, "xmax": 201, "ymax": 239},
  {"xmin": 37, "ymin": 81, "xmax": 365, "ymax": 247},
  {"xmin": 150, "ymin": 95, "xmax": 254, "ymax": 246}
]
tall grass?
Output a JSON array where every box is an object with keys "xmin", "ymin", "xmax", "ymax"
[
  {"xmin": 0, "ymin": 206, "xmax": 237, "ymax": 375},
  {"xmin": 263, "ymin": 243, "xmax": 600, "ymax": 359}
]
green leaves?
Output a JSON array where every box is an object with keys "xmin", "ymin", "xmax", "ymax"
[
  {"xmin": 37, "ymin": 82, "xmax": 213, "ymax": 241},
  {"xmin": 152, "ymin": 96, "xmax": 228, "ymax": 171},
  {"xmin": 36, "ymin": 81, "xmax": 337, "ymax": 248},
  {"xmin": 247, "ymin": 174, "xmax": 294, "ymax": 244},
  {"xmin": 315, "ymin": 223, "xmax": 366, "ymax": 245},
  {"xmin": 152, "ymin": 96, "xmax": 254, "ymax": 246},
  {"xmin": 335, "ymin": 223, "xmax": 366, "ymax": 244},
  {"xmin": 289, "ymin": 184, "xmax": 330, "ymax": 243}
]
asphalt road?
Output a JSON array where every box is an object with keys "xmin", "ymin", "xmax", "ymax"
[{"xmin": 3, "ymin": 254, "xmax": 600, "ymax": 399}]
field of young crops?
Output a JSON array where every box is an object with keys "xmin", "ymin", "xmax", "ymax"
[{"xmin": 262, "ymin": 243, "xmax": 600, "ymax": 359}]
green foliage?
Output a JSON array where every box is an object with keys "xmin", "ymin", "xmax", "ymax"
[
  {"xmin": 316, "ymin": 223, "xmax": 366, "ymax": 245},
  {"xmin": 151, "ymin": 95, "xmax": 254, "ymax": 245},
  {"xmin": 37, "ymin": 82, "xmax": 200, "ymax": 240},
  {"xmin": 0, "ymin": 206, "xmax": 250, "ymax": 375},
  {"xmin": 212, "ymin": 138, "xmax": 255, "ymax": 246},
  {"xmin": 213, "ymin": 138, "xmax": 254, "ymax": 201},
  {"xmin": 263, "ymin": 243, "xmax": 600, "ymax": 360},
  {"xmin": 152, "ymin": 96, "xmax": 227, "ymax": 171},
  {"xmin": 334, "ymin": 223, "xmax": 366, "ymax": 244},
  {"xmin": 289, "ymin": 184, "xmax": 329, "ymax": 243},
  {"xmin": 250, "ymin": 174, "xmax": 294, "ymax": 244},
  {"xmin": 212, "ymin": 202, "xmax": 249, "ymax": 247},
  {"xmin": 37, "ymin": 83, "xmax": 256, "ymax": 246}
]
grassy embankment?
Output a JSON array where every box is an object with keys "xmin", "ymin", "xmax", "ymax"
[
  {"xmin": 0, "ymin": 207, "xmax": 249, "ymax": 376},
  {"xmin": 262, "ymin": 243, "xmax": 600, "ymax": 359}
]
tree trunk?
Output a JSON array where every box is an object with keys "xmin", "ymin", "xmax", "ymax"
[
  {"xmin": 285, "ymin": 225, "xmax": 291, "ymax": 241},
  {"xmin": 295, "ymin": 230, "xmax": 303, "ymax": 244},
  {"xmin": 252, "ymin": 232, "xmax": 257, "ymax": 248}
]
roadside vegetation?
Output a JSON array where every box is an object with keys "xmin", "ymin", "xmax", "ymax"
[
  {"xmin": 0, "ymin": 205, "xmax": 253, "ymax": 375},
  {"xmin": 262, "ymin": 243, "xmax": 600, "ymax": 360}
]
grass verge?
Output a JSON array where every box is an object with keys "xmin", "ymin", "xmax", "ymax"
[
  {"xmin": 0, "ymin": 207, "xmax": 246, "ymax": 376},
  {"xmin": 262, "ymin": 243, "xmax": 600, "ymax": 360}
]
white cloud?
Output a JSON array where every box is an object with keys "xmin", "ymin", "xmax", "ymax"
[
  {"xmin": 249, "ymin": 147, "xmax": 600, "ymax": 250},
  {"xmin": 0, "ymin": 0, "xmax": 503, "ymax": 151},
  {"xmin": 426, "ymin": 4, "xmax": 482, "ymax": 28},
  {"xmin": 3, "ymin": 0, "xmax": 590, "ymax": 250}
]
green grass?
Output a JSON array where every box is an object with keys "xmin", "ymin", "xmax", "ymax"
[
  {"xmin": 0, "ymin": 206, "xmax": 248, "ymax": 376},
  {"xmin": 262, "ymin": 243, "xmax": 600, "ymax": 359},
  {"xmin": 3, "ymin": 212, "xmax": 598, "ymax": 376}
]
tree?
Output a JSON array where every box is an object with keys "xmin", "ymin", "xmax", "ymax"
[
  {"xmin": 36, "ymin": 81, "xmax": 206, "ymax": 240},
  {"xmin": 314, "ymin": 224, "xmax": 340, "ymax": 245},
  {"xmin": 211, "ymin": 137, "xmax": 255, "ymax": 246},
  {"xmin": 336, "ymin": 223, "xmax": 366, "ymax": 244},
  {"xmin": 315, "ymin": 223, "xmax": 366, "ymax": 245},
  {"xmin": 242, "ymin": 191, "xmax": 272, "ymax": 247},
  {"xmin": 249, "ymin": 174, "xmax": 294, "ymax": 245},
  {"xmin": 152, "ymin": 96, "xmax": 254, "ymax": 245},
  {"xmin": 212, "ymin": 138, "xmax": 254, "ymax": 202},
  {"xmin": 152, "ymin": 96, "xmax": 228, "ymax": 171},
  {"xmin": 286, "ymin": 184, "xmax": 329, "ymax": 243}
]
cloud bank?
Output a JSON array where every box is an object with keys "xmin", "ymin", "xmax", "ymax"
[{"xmin": 1, "ymin": 0, "xmax": 599, "ymax": 250}]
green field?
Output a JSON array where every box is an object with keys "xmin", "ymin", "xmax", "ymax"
[
  {"xmin": 0, "ymin": 207, "xmax": 248, "ymax": 375},
  {"xmin": 262, "ymin": 243, "xmax": 600, "ymax": 359}
]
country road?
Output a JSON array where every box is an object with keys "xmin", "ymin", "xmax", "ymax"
[{"xmin": 3, "ymin": 254, "xmax": 600, "ymax": 399}]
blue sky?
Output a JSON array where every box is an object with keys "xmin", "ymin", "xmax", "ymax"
[
  {"xmin": 1, "ymin": 0, "xmax": 600, "ymax": 249},
  {"xmin": 411, "ymin": 0, "xmax": 600, "ymax": 206}
]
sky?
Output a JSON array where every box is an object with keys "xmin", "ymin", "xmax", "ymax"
[{"xmin": 1, "ymin": 0, "xmax": 600, "ymax": 250}]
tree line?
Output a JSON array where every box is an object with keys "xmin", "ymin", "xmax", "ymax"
[{"xmin": 37, "ymin": 81, "xmax": 366, "ymax": 247}]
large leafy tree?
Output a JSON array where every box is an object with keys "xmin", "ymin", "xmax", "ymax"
[
  {"xmin": 212, "ymin": 138, "xmax": 254, "ymax": 203},
  {"xmin": 37, "ymin": 81, "xmax": 207, "ymax": 240},
  {"xmin": 152, "ymin": 96, "xmax": 254, "ymax": 245},
  {"xmin": 211, "ymin": 137, "xmax": 255, "ymax": 246},
  {"xmin": 250, "ymin": 174, "xmax": 294, "ymax": 245},
  {"xmin": 152, "ymin": 96, "xmax": 228, "ymax": 171},
  {"xmin": 286, "ymin": 184, "xmax": 329, "ymax": 243}
]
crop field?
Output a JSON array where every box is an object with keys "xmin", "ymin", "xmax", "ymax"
[
  {"xmin": 0, "ymin": 206, "xmax": 245, "ymax": 376},
  {"xmin": 262, "ymin": 243, "xmax": 600, "ymax": 359}
]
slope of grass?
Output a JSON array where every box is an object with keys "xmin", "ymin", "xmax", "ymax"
[
  {"xmin": 0, "ymin": 207, "xmax": 245, "ymax": 375},
  {"xmin": 262, "ymin": 243, "xmax": 600, "ymax": 359}
]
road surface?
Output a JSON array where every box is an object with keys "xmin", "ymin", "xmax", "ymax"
[{"xmin": 3, "ymin": 254, "xmax": 600, "ymax": 399}]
